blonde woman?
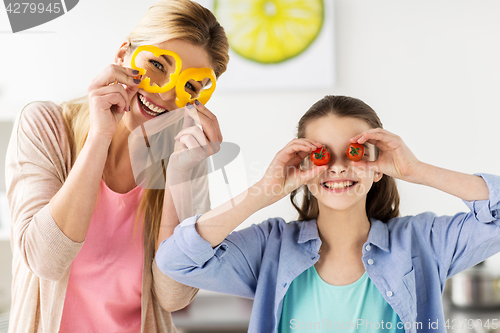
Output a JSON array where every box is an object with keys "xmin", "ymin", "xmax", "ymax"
[{"xmin": 5, "ymin": 0, "xmax": 229, "ymax": 332}]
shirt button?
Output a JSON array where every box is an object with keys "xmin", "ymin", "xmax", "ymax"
[
  {"xmin": 386, "ymin": 291, "xmax": 393, "ymax": 297},
  {"xmin": 367, "ymin": 259, "xmax": 374, "ymax": 265},
  {"xmin": 365, "ymin": 245, "xmax": 371, "ymax": 251}
]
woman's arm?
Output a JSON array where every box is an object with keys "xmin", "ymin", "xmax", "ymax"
[{"xmin": 50, "ymin": 65, "xmax": 139, "ymax": 242}]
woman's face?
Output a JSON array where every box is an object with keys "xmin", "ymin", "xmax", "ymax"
[
  {"xmin": 118, "ymin": 39, "xmax": 213, "ymax": 132},
  {"xmin": 304, "ymin": 114, "xmax": 382, "ymax": 213}
]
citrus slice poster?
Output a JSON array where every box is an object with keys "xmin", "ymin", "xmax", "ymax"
[
  {"xmin": 196, "ymin": 0, "xmax": 335, "ymax": 91},
  {"xmin": 214, "ymin": 0, "xmax": 324, "ymax": 64}
]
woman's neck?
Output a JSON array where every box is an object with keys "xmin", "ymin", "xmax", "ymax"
[
  {"xmin": 107, "ymin": 121, "xmax": 131, "ymax": 169},
  {"xmin": 316, "ymin": 202, "xmax": 371, "ymax": 254}
]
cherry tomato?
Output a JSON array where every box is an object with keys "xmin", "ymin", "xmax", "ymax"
[
  {"xmin": 347, "ymin": 143, "xmax": 364, "ymax": 162},
  {"xmin": 311, "ymin": 146, "xmax": 330, "ymax": 166}
]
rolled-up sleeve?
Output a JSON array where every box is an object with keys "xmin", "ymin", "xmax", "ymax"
[
  {"xmin": 156, "ymin": 214, "xmax": 273, "ymax": 299},
  {"xmin": 425, "ymin": 173, "xmax": 500, "ymax": 279}
]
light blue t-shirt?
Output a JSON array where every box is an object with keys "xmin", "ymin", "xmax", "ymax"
[{"xmin": 279, "ymin": 266, "xmax": 404, "ymax": 332}]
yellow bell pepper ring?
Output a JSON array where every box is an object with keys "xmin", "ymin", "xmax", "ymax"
[
  {"xmin": 175, "ymin": 68, "xmax": 217, "ymax": 108},
  {"xmin": 130, "ymin": 45, "xmax": 182, "ymax": 93}
]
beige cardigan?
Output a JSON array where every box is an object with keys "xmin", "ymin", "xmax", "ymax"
[{"xmin": 5, "ymin": 101, "xmax": 202, "ymax": 333}]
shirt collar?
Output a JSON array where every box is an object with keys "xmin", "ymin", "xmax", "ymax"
[
  {"xmin": 298, "ymin": 218, "xmax": 320, "ymax": 244},
  {"xmin": 367, "ymin": 218, "xmax": 390, "ymax": 252},
  {"xmin": 296, "ymin": 217, "xmax": 390, "ymax": 252}
]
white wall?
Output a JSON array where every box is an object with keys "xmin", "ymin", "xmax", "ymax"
[{"xmin": 1, "ymin": 0, "xmax": 500, "ymax": 302}]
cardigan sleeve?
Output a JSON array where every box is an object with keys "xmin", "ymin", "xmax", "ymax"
[{"xmin": 5, "ymin": 101, "xmax": 83, "ymax": 281}]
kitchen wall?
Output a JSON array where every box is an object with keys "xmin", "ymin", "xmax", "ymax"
[{"xmin": 1, "ymin": 0, "xmax": 500, "ymax": 316}]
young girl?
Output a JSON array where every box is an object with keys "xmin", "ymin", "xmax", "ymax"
[
  {"xmin": 156, "ymin": 95, "xmax": 500, "ymax": 332},
  {"xmin": 5, "ymin": 0, "xmax": 228, "ymax": 332}
]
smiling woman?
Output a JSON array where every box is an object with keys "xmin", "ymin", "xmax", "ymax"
[{"xmin": 4, "ymin": 0, "xmax": 229, "ymax": 332}]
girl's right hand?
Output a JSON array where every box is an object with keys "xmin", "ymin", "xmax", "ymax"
[
  {"xmin": 87, "ymin": 64, "xmax": 140, "ymax": 141},
  {"xmin": 258, "ymin": 139, "xmax": 328, "ymax": 204}
]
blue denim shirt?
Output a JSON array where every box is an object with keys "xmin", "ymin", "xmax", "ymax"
[{"xmin": 157, "ymin": 173, "xmax": 500, "ymax": 333}]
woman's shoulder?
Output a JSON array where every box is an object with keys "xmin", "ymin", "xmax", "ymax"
[
  {"xmin": 13, "ymin": 100, "xmax": 73, "ymax": 165},
  {"xmin": 18, "ymin": 101, "xmax": 65, "ymax": 128}
]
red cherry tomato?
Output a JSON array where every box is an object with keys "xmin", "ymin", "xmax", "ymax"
[
  {"xmin": 347, "ymin": 143, "xmax": 364, "ymax": 162},
  {"xmin": 311, "ymin": 146, "xmax": 330, "ymax": 166}
]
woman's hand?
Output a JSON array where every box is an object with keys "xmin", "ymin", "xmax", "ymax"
[
  {"xmin": 87, "ymin": 64, "xmax": 140, "ymax": 141},
  {"xmin": 167, "ymin": 102, "xmax": 223, "ymax": 178},
  {"xmin": 257, "ymin": 139, "xmax": 328, "ymax": 204},
  {"xmin": 350, "ymin": 128, "xmax": 422, "ymax": 182}
]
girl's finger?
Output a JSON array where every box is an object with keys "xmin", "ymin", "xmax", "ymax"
[
  {"xmin": 300, "ymin": 164, "xmax": 329, "ymax": 182},
  {"xmin": 357, "ymin": 130, "xmax": 401, "ymax": 150},
  {"xmin": 285, "ymin": 138, "xmax": 322, "ymax": 151},
  {"xmin": 350, "ymin": 160, "xmax": 381, "ymax": 174}
]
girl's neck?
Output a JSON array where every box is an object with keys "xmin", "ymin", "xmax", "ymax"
[{"xmin": 316, "ymin": 202, "xmax": 371, "ymax": 254}]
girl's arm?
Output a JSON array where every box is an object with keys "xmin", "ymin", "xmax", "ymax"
[
  {"xmin": 352, "ymin": 128, "xmax": 488, "ymax": 201},
  {"xmin": 194, "ymin": 138, "xmax": 327, "ymax": 247},
  {"xmin": 352, "ymin": 128, "xmax": 499, "ymax": 277}
]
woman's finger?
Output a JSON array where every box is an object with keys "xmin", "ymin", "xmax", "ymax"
[
  {"xmin": 92, "ymin": 84, "xmax": 130, "ymax": 113},
  {"xmin": 182, "ymin": 105, "xmax": 198, "ymax": 129},
  {"xmin": 192, "ymin": 101, "xmax": 223, "ymax": 143},
  {"xmin": 175, "ymin": 126, "xmax": 208, "ymax": 148},
  {"xmin": 178, "ymin": 134, "xmax": 201, "ymax": 151},
  {"xmin": 93, "ymin": 91, "xmax": 128, "ymax": 114},
  {"xmin": 89, "ymin": 64, "xmax": 141, "ymax": 90}
]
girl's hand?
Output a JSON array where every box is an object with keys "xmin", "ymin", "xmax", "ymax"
[
  {"xmin": 350, "ymin": 128, "xmax": 422, "ymax": 182},
  {"xmin": 167, "ymin": 102, "xmax": 222, "ymax": 177},
  {"xmin": 258, "ymin": 139, "xmax": 328, "ymax": 203},
  {"xmin": 87, "ymin": 64, "xmax": 140, "ymax": 141}
]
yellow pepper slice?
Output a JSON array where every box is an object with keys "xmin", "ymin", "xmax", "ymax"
[
  {"xmin": 175, "ymin": 67, "xmax": 217, "ymax": 108},
  {"xmin": 130, "ymin": 45, "xmax": 182, "ymax": 93}
]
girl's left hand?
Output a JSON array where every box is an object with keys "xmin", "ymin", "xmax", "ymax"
[{"xmin": 350, "ymin": 128, "xmax": 422, "ymax": 181}]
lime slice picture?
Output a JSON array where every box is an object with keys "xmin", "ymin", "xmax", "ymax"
[{"xmin": 214, "ymin": 0, "xmax": 324, "ymax": 64}]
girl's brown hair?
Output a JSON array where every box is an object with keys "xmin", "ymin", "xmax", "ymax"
[
  {"xmin": 61, "ymin": 0, "xmax": 229, "ymax": 250},
  {"xmin": 290, "ymin": 95, "xmax": 400, "ymax": 223}
]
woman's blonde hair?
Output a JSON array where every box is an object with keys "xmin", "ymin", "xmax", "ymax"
[
  {"xmin": 61, "ymin": 0, "xmax": 229, "ymax": 249},
  {"xmin": 290, "ymin": 95, "xmax": 400, "ymax": 223}
]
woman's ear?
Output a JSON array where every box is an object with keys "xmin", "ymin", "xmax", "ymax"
[
  {"xmin": 373, "ymin": 171, "xmax": 383, "ymax": 183},
  {"xmin": 115, "ymin": 40, "xmax": 131, "ymax": 65}
]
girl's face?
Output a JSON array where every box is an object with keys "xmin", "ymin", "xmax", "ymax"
[
  {"xmin": 304, "ymin": 114, "xmax": 382, "ymax": 213},
  {"xmin": 117, "ymin": 39, "xmax": 213, "ymax": 132}
]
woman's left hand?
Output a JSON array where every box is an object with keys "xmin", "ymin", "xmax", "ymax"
[
  {"xmin": 349, "ymin": 128, "xmax": 422, "ymax": 182},
  {"xmin": 168, "ymin": 102, "xmax": 222, "ymax": 176}
]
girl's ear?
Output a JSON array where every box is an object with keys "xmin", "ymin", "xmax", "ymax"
[
  {"xmin": 373, "ymin": 171, "xmax": 383, "ymax": 183},
  {"xmin": 115, "ymin": 40, "xmax": 131, "ymax": 65}
]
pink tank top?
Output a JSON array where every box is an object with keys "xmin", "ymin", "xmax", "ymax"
[{"xmin": 60, "ymin": 179, "xmax": 144, "ymax": 333}]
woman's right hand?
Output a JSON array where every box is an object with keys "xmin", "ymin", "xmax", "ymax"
[
  {"xmin": 87, "ymin": 64, "xmax": 140, "ymax": 141},
  {"xmin": 257, "ymin": 138, "xmax": 328, "ymax": 204}
]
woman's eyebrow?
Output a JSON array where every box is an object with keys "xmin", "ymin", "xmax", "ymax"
[{"xmin": 160, "ymin": 55, "xmax": 173, "ymax": 66}]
